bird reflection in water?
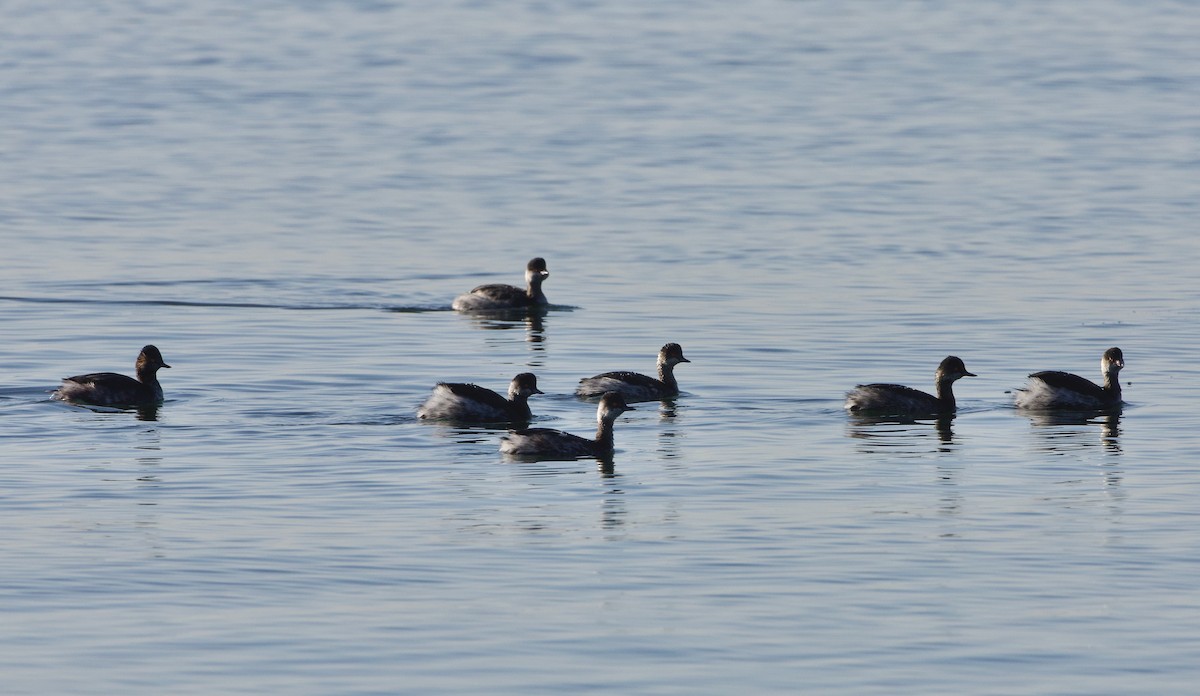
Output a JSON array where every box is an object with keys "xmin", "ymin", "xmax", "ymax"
[
  {"xmin": 1021, "ymin": 407, "xmax": 1125, "ymax": 507},
  {"xmin": 846, "ymin": 413, "xmax": 959, "ymax": 453},
  {"xmin": 458, "ymin": 306, "xmax": 547, "ymax": 349},
  {"xmin": 56, "ymin": 401, "xmax": 163, "ymax": 422},
  {"xmin": 136, "ymin": 404, "xmax": 162, "ymax": 421},
  {"xmin": 502, "ymin": 453, "xmax": 628, "ymax": 531},
  {"xmin": 1022, "ymin": 407, "xmax": 1122, "ymax": 454}
]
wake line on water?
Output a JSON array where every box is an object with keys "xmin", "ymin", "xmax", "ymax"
[{"xmin": 0, "ymin": 295, "xmax": 450, "ymax": 313}]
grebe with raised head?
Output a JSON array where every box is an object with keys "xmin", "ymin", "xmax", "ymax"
[
  {"xmin": 500, "ymin": 392, "xmax": 634, "ymax": 458},
  {"xmin": 845, "ymin": 355, "xmax": 975, "ymax": 415},
  {"xmin": 419, "ymin": 372, "xmax": 543, "ymax": 422},
  {"xmin": 575, "ymin": 343, "xmax": 690, "ymax": 402},
  {"xmin": 1014, "ymin": 347, "xmax": 1124, "ymax": 410},
  {"xmin": 53, "ymin": 345, "xmax": 171, "ymax": 408},
  {"xmin": 452, "ymin": 257, "xmax": 549, "ymax": 311}
]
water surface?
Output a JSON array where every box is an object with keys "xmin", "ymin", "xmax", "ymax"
[{"xmin": 2, "ymin": 1, "xmax": 1199, "ymax": 694}]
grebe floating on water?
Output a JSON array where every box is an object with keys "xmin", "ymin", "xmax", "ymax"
[
  {"xmin": 844, "ymin": 355, "xmax": 975, "ymax": 415},
  {"xmin": 575, "ymin": 343, "xmax": 690, "ymax": 402},
  {"xmin": 419, "ymin": 373, "xmax": 543, "ymax": 422},
  {"xmin": 500, "ymin": 392, "xmax": 634, "ymax": 458},
  {"xmin": 452, "ymin": 257, "xmax": 549, "ymax": 311},
  {"xmin": 53, "ymin": 345, "xmax": 171, "ymax": 408},
  {"xmin": 1014, "ymin": 347, "xmax": 1124, "ymax": 410}
]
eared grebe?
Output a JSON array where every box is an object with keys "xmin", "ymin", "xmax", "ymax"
[
  {"xmin": 500, "ymin": 392, "xmax": 634, "ymax": 458},
  {"xmin": 452, "ymin": 257, "xmax": 549, "ymax": 311},
  {"xmin": 418, "ymin": 372, "xmax": 543, "ymax": 422},
  {"xmin": 844, "ymin": 355, "xmax": 975, "ymax": 415},
  {"xmin": 53, "ymin": 345, "xmax": 171, "ymax": 408},
  {"xmin": 575, "ymin": 343, "xmax": 690, "ymax": 402},
  {"xmin": 1014, "ymin": 347, "xmax": 1124, "ymax": 410}
]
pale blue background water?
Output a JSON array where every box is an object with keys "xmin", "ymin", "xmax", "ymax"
[{"xmin": 2, "ymin": 1, "xmax": 1199, "ymax": 693}]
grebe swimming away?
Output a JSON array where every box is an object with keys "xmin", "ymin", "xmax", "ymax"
[
  {"xmin": 500, "ymin": 392, "xmax": 634, "ymax": 458},
  {"xmin": 1014, "ymin": 347, "xmax": 1124, "ymax": 410},
  {"xmin": 53, "ymin": 345, "xmax": 171, "ymax": 408},
  {"xmin": 452, "ymin": 257, "xmax": 549, "ymax": 311},
  {"xmin": 575, "ymin": 343, "xmax": 690, "ymax": 402},
  {"xmin": 419, "ymin": 372, "xmax": 543, "ymax": 422},
  {"xmin": 844, "ymin": 355, "xmax": 975, "ymax": 415}
]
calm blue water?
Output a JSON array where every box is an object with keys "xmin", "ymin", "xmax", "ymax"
[{"xmin": 3, "ymin": 1, "xmax": 1200, "ymax": 693}]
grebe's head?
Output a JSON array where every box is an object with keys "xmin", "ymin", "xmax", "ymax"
[
  {"xmin": 597, "ymin": 391, "xmax": 635, "ymax": 421},
  {"xmin": 525, "ymin": 257, "xmax": 549, "ymax": 285},
  {"xmin": 659, "ymin": 343, "xmax": 690, "ymax": 366},
  {"xmin": 136, "ymin": 345, "xmax": 171, "ymax": 373},
  {"xmin": 935, "ymin": 355, "xmax": 975, "ymax": 382},
  {"xmin": 1102, "ymin": 347, "xmax": 1124, "ymax": 374},
  {"xmin": 509, "ymin": 372, "xmax": 544, "ymax": 399}
]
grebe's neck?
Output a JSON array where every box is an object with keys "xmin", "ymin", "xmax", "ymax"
[
  {"xmin": 657, "ymin": 360, "xmax": 678, "ymax": 392},
  {"xmin": 509, "ymin": 392, "xmax": 534, "ymax": 419},
  {"xmin": 526, "ymin": 273, "xmax": 548, "ymax": 303},
  {"xmin": 139, "ymin": 372, "xmax": 164, "ymax": 401},
  {"xmin": 594, "ymin": 416, "xmax": 617, "ymax": 453},
  {"xmin": 934, "ymin": 377, "xmax": 957, "ymax": 412},
  {"xmin": 1103, "ymin": 370, "xmax": 1122, "ymax": 398},
  {"xmin": 136, "ymin": 364, "xmax": 162, "ymax": 385}
]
